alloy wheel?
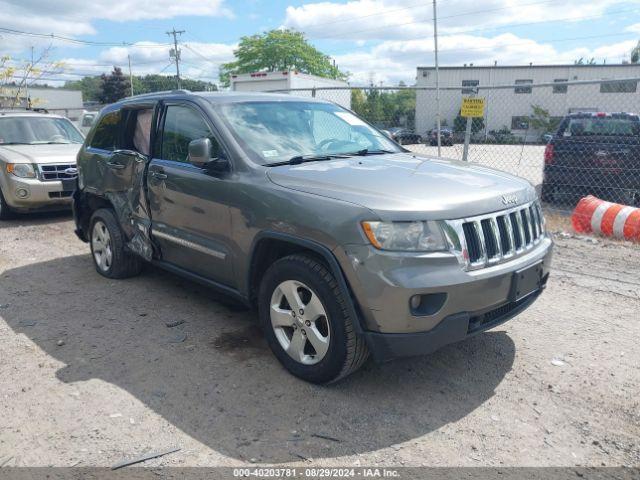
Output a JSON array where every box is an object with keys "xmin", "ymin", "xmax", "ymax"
[
  {"xmin": 91, "ymin": 220, "xmax": 113, "ymax": 272},
  {"xmin": 269, "ymin": 280, "xmax": 331, "ymax": 365}
]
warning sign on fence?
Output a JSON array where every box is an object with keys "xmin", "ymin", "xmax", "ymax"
[{"xmin": 461, "ymin": 97, "xmax": 486, "ymax": 118}]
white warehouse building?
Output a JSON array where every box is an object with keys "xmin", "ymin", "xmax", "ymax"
[
  {"xmin": 415, "ymin": 64, "xmax": 640, "ymax": 141},
  {"xmin": 230, "ymin": 70, "xmax": 351, "ymax": 109}
]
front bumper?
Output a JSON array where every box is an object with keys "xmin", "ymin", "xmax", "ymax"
[
  {"xmin": 1, "ymin": 175, "xmax": 74, "ymax": 212},
  {"xmin": 362, "ymin": 286, "xmax": 545, "ymax": 362}
]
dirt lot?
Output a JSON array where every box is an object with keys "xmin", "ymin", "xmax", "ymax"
[{"xmin": 0, "ymin": 212, "xmax": 638, "ymax": 468}]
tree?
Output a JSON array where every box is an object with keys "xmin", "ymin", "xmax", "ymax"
[
  {"xmin": 65, "ymin": 74, "xmax": 217, "ymax": 102},
  {"xmin": 219, "ymin": 29, "xmax": 346, "ymax": 86},
  {"xmin": 632, "ymin": 40, "xmax": 640, "ymax": 64},
  {"xmin": 528, "ymin": 104, "xmax": 560, "ymax": 134},
  {"xmin": 63, "ymin": 76, "xmax": 102, "ymax": 101},
  {"xmin": 453, "ymin": 111, "xmax": 485, "ymax": 134},
  {"xmin": 1, "ymin": 47, "xmax": 64, "ymax": 108},
  {"xmin": 98, "ymin": 67, "xmax": 130, "ymax": 104},
  {"xmin": 349, "ymin": 88, "xmax": 416, "ymax": 129}
]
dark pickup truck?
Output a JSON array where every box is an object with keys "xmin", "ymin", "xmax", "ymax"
[{"xmin": 541, "ymin": 112, "xmax": 640, "ymax": 208}]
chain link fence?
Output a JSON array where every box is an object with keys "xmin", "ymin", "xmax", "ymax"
[{"xmin": 270, "ymin": 79, "xmax": 640, "ymax": 216}]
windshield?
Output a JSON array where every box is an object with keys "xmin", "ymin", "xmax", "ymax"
[
  {"xmin": 564, "ymin": 117, "xmax": 640, "ymax": 137},
  {"xmin": 0, "ymin": 116, "xmax": 84, "ymax": 145},
  {"xmin": 216, "ymin": 101, "xmax": 402, "ymax": 165}
]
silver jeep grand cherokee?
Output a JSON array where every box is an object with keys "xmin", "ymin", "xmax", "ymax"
[
  {"xmin": 73, "ymin": 91, "xmax": 552, "ymax": 383},
  {"xmin": 0, "ymin": 111, "xmax": 83, "ymax": 219}
]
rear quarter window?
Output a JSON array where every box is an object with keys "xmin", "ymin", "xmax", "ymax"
[{"xmin": 89, "ymin": 110, "xmax": 121, "ymax": 150}]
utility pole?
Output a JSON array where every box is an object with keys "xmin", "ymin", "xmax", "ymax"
[
  {"xmin": 127, "ymin": 54, "xmax": 134, "ymax": 96},
  {"xmin": 432, "ymin": 0, "xmax": 442, "ymax": 157},
  {"xmin": 166, "ymin": 28, "xmax": 185, "ymax": 89}
]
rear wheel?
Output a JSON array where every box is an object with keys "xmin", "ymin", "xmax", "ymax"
[
  {"xmin": 259, "ymin": 254, "xmax": 369, "ymax": 384},
  {"xmin": 89, "ymin": 208, "xmax": 142, "ymax": 279}
]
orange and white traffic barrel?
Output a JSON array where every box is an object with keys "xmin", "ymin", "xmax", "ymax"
[{"xmin": 572, "ymin": 195, "xmax": 640, "ymax": 241}]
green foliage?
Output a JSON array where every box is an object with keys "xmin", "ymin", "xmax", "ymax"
[
  {"xmin": 99, "ymin": 67, "xmax": 130, "ymax": 104},
  {"xmin": 63, "ymin": 76, "xmax": 102, "ymax": 101},
  {"xmin": 453, "ymin": 110, "xmax": 485, "ymax": 134},
  {"xmin": 528, "ymin": 104, "xmax": 560, "ymax": 133},
  {"xmin": 632, "ymin": 40, "xmax": 640, "ymax": 64},
  {"xmin": 350, "ymin": 88, "xmax": 416, "ymax": 129},
  {"xmin": 219, "ymin": 29, "xmax": 346, "ymax": 86},
  {"xmin": 64, "ymin": 74, "xmax": 217, "ymax": 103}
]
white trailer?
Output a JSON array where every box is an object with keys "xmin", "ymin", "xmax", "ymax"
[{"xmin": 230, "ymin": 71, "xmax": 351, "ymax": 109}]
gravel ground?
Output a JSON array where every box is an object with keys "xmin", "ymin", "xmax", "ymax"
[{"xmin": 0, "ymin": 212, "xmax": 638, "ymax": 468}]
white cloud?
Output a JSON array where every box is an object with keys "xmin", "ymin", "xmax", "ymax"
[
  {"xmin": 335, "ymin": 35, "xmax": 639, "ymax": 86},
  {"xmin": 284, "ymin": 0, "xmax": 632, "ymax": 41},
  {"xmin": 626, "ymin": 22, "xmax": 640, "ymax": 33},
  {"xmin": 0, "ymin": 0, "xmax": 232, "ymax": 53},
  {"xmin": 46, "ymin": 41, "xmax": 236, "ymax": 85}
]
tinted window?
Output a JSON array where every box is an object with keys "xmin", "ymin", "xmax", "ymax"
[
  {"xmin": 514, "ymin": 79, "xmax": 533, "ymax": 94},
  {"xmin": 90, "ymin": 111, "xmax": 121, "ymax": 150},
  {"xmin": 600, "ymin": 80, "xmax": 638, "ymax": 93},
  {"xmin": 511, "ymin": 116, "xmax": 530, "ymax": 130},
  {"xmin": 553, "ymin": 79, "xmax": 568, "ymax": 94},
  {"xmin": 161, "ymin": 105, "xmax": 219, "ymax": 163},
  {"xmin": 461, "ymin": 79, "xmax": 479, "ymax": 94}
]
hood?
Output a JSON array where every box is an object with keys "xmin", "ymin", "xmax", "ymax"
[
  {"xmin": 266, "ymin": 153, "xmax": 537, "ymax": 220},
  {"xmin": 0, "ymin": 144, "xmax": 81, "ymax": 165}
]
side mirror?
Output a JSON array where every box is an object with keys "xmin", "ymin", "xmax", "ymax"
[
  {"xmin": 381, "ymin": 129, "xmax": 392, "ymax": 139},
  {"xmin": 188, "ymin": 138, "xmax": 212, "ymax": 168},
  {"xmin": 207, "ymin": 157, "xmax": 230, "ymax": 174}
]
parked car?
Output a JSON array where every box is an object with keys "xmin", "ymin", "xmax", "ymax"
[
  {"xmin": 541, "ymin": 112, "xmax": 640, "ymax": 208},
  {"xmin": 73, "ymin": 91, "xmax": 552, "ymax": 383},
  {"xmin": 387, "ymin": 127, "xmax": 422, "ymax": 145},
  {"xmin": 0, "ymin": 110, "xmax": 83, "ymax": 219},
  {"xmin": 429, "ymin": 128, "xmax": 454, "ymax": 146},
  {"xmin": 77, "ymin": 110, "xmax": 98, "ymax": 135}
]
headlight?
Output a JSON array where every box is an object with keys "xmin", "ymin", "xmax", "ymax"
[
  {"xmin": 6, "ymin": 163, "xmax": 36, "ymax": 178},
  {"xmin": 362, "ymin": 220, "xmax": 448, "ymax": 251}
]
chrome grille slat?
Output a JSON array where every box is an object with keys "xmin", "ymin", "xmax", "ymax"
[
  {"xmin": 473, "ymin": 220, "xmax": 487, "ymax": 265},
  {"xmin": 38, "ymin": 164, "xmax": 77, "ymax": 181},
  {"xmin": 446, "ymin": 201, "xmax": 546, "ymax": 271}
]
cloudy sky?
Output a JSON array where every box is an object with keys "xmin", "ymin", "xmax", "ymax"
[{"xmin": 1, "ymin": 0, "xmax": 640, "ymax": 86}]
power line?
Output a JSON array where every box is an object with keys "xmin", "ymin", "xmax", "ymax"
[{"xmin": 0, "ymin": 26, "xmax": 172, "ymax": 48}]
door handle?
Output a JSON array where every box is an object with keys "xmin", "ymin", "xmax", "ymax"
[
  {"xmin": 150, "ymin": 171, "xmax": 168, "ymax": 180},
  {"xmin": 106, "ymin": 162, "xmax": 125, "ymax": 170},
  {"xmin": 113, "ymin": 149, "xmax": 148, "ymax": 163}
]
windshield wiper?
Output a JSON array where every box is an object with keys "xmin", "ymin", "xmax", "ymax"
[
  {"xmin": 343, "ymin": 148, "xmax": 396, "ymax": 156},
  {"xmin": 266, "ymin": 153, "xmax": 348, "ymax": 167}
]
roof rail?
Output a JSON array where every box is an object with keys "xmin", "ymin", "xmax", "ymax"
[{"xmin": 125, "ymin": 89, "xmax": 191, "ymax": 100}]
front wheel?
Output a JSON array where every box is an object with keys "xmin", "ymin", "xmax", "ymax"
[
  {"xmin": 259, "ymin": 254, "xmax": 369, "ymax": 384},
  {"xmin": 89, "ymin": 208, "xmax": 142, "ymax": 279},
  {"xmin": 0, "ymin": 188, "xmax": 14, "ymax": 220}
]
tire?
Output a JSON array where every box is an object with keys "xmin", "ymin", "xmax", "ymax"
[
  {"xmin": 259, "ymin": 254, "xmax": 369, "ymax": 384},
  {"xmin": 0, "ymin": 188, "xmax": 14, "ymax": 220},
  {"xmin": 89, "ymin": 208, "xmax": 142, "ymax": 279}
]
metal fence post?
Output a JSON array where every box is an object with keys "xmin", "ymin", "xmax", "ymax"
[
  {"xmin": 462, "ymin": 115, "xmax": 472, "ymax": 162},
  {"xmin": 462, "ymin": 89, "xmax": 477, "ymax": 162}
]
